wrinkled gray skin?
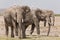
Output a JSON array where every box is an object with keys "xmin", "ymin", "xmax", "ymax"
[{"xmin": 30, "ymin": 9, "xmax": 55, "ymax": 36}]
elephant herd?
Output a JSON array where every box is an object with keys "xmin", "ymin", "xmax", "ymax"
[{"xmin": 3, "ymin": 5, "xmax": 55, "ymax": 39}]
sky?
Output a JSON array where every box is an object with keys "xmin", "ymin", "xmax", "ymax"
[{"xmin": 0, "ymin": 0, "xmax": 60, "ymax": 14}]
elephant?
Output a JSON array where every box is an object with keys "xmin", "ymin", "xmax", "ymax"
[
  {"xmin": 3, "ymin": 5, "xmax": 31, "ymax": 38},
  {"xmin": 35, "ymin": 9, "xmax": 55, "ymax": 27},
  {"xmin": 21, "ymin": 8, "xmax": 40, "ymax": 38},
  {"xmin": 4, "ymin": 5, "xmax": 22, "ymax": 38},
  {"xmin": 27, "ymin": 8, "xmax": 55, "ymax": 36}
]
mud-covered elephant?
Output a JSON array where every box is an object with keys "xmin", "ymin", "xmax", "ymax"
[{"xmin": 29, "ymin": 9, "xmax": 55, "ymax": 36}]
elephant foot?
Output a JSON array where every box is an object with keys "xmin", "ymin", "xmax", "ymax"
[
  {"xmin": 22, "ymin": 34, "xmax": 26, "ymax": 39},
  {"xmin": 19, "ymin": 36, "xmax": 26, "ymax": 39},
  {"xmin": 44, "ymin": 26, "xmax": 46, "ymax": 27},
  {"xmin": 30, "ymin": 30, "xmax": 34, "ymax": 35},
  {"xmin": 16, "ymin": 33, "xmax": 18, "ymax": 36},
  {"xmin": 15, "ymin": 30, "xmax": 18, "ymax": 36},
  {"xmin": 30, "ymin": 31, "xmax": 33, "ymax": 35},
  {"xmin": 6, "ymin": 35, "xmax": 8, "ymax": 37},
  {"xmin": 19, "ymin": 37, "xmax": 21, "ymax": 39},
  {"xmin": 11, "ymin": 34, "xmax": 14, "ymax": 38},
  {"xmin": 22, "ymin": 36, "xmax": 26, "ymax": 39},
  {"xmin": 47, "ymin": 32, "xmax": 49, "ymax": 36},
  {"xmin": 47, "ymin": 34, "xmax": 49, "ymax": 36}
]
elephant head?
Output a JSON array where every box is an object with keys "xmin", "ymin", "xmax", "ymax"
[
  {"xmin": 22, "ymin": 6, "xmax": 31, "ymax": 13},
  {"xmin": 46, "ymin": 10, "xmax": 55, "ymax": 26}
]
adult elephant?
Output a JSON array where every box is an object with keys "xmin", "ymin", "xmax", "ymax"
[
  {"xmin": 4, "ymin": 5, "xmax": 23, "ymax": 38},
  {"xmin": 21, "ymin": 8, "xmax": 40, "ymax": 38},
  {"xmin": 3, "ymin": 5, "xmax": 31, "ymax": 38},
  {"xmin": 30, "ymin": 8, "xmax": 55, "ymax": 36}
]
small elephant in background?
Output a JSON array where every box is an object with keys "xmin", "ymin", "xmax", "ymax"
[{"xmin": 29, "ymin": 8, "xmax": 55, "ymax": 36}]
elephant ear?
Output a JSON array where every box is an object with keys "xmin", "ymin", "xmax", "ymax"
[{"xmin": 22, "ymin": 6, "xmax": 30, "ymax": 13}]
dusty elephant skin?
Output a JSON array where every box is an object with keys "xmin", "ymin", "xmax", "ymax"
[{"xmin": 30, "ymin": 8, "xmax": 55, "ymax": 36}]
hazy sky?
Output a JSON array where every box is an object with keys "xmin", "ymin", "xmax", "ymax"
[{"xmin": 0, "ymin": 0, "xmax": 60, "ymax": 14}]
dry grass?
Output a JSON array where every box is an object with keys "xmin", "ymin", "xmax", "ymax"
[
  {"xmin": 0, "ymin": 16, "xmax": 60, "ymax": 40},
  {"xmin": 0, "ymin": 36, "xmax": 60, "ymax": 40}
]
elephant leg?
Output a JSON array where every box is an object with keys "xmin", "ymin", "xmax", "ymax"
[
  {"xmin": 21, "ymin": 23, "xmax": 27, "ymax": 38},
  {"xmin": 47, "ymin": 17, "xmax": 51, "ymax": 36},
  {"xmin": 5, "ymin": 24, "xmax": 9, "ymax": 37},
  {"xmin": 15, "ymin": 22, "xmax": 18, "ymax": 36},
  {"xmin": 4, "ymin": 18, "xmax": 9, "ymax": 37},
  {"xmin": 12, "ymin": 19, "xmax": 18, "ymax": 36},
  {"xmin": 36, "ymin": 24, "xmax": 40, "ymax": 35},
  {"xmin": 35, "ymin": 22, "xmax": 40, "ymax": 37},
  {"xmin": 33, "ymin": 18, "xmax": 40, "ymax": 35},
  {"xmin": 11, "ymin": 25, "xmax": 14, "ymax": 37},
  {"xmin": 48, "ymin": 17, "xmax": 51, "ymax": 26},
  {"xmin": 18, "ymin": 23, "xmax": 21, "ymax": 38},
  {"xmin": 21, "ymin": 22, "xmax": 30, "ymax": 38},
  {"xmin": 36, "ymin": 22, "xmax": 40, "ymax": 35},
  {"xmin": 30, "ymin": 23, "xmax": 35, "ymax": 35},
  {"xmin": 44, "ymin": 20, "xmax": 47, "ymax": 27}
]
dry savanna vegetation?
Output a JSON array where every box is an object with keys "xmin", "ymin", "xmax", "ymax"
[{"xmin": 0, "ymin": 14, "xmax": 60, "ymax": 40}]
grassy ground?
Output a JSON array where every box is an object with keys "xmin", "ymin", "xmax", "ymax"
[
  {"xmin": 55, "ymin": 14, "xmax": 60, "ymax": 16},
  {"xmin": 0, "ymin": 36, "xmax": 60, "ymax": 40}
]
